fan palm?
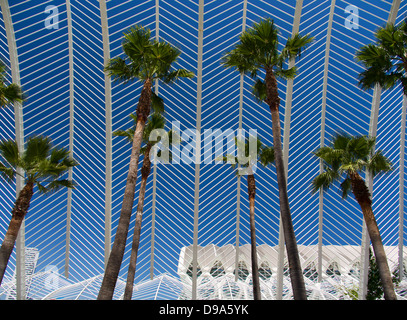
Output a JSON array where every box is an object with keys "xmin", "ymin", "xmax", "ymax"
[
  {"xmin": 0, "ymin": 136, "xmax": 77, "ymax": 284},
  {"xmin": 0, "ymin": 60, "xmax": 25, "ymax": 108},
  {"xmin": 311, "ymin": 133, "xmax": 396, "ymax": 300},
  {"xmin": 356, "ymin": 21, "xmax": 407, "ymax": 95},
  {"xmin": 98, "ymin": 25, "xmax": 193, "ymax": 300},
  {"xmin": 114, "ymin": 112, "xmax": 175, "ymax": 300},
  {"xmin": 221, "ymin": 18, "xmax": 313, "ymax": 300},
  {"xmin": 220, "ymin": 137, "xmax": 275, "ymax": 300}
]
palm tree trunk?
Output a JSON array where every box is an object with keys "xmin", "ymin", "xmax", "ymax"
[
  {"xmin": 98, "ymin": 78, "xmax": 152, "ymax": 300},
  {"xmin": 0, "ymin": 181, "xmax": 34, "ymax": 285},
  {"xmin": 264, "ymin": 67, "xmax": 307, "ymax": 300},
  {"xmin": 247, "ymin": 174, "xmax": 261, "ymax": 300},
  {"xmin": 350, "ymin": 171, "xmax": 397, "ymax": 300},
  {"xmin": 123, "ymin": 144, "xmax": 152, "ymax": 300}
]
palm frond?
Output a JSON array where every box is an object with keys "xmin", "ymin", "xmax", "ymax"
[
  {"xmin": 281, "ymin": 33, "xmax": 314, "ymax": 60},
  {"xmin": 0, "ymin": 83, "xmax": 25, "ymax": 107},
  {"xmin": 251, "ymin": 79, "xmax": 267, "ymax": 102},
  {"xmin": 105, "ymin": 57, "xmax": 140, "ymax": 83},
  {"xmin": 151, "ymin": 90, "xmax": 165, "ymax": 113},
  {"xmin": 366, "ymin": 150, "xmax": 392, "ymax": 176},
  {"xmin": 161, "ymin": 68, "xmax": 195, "ymax": 83},
  {"xmin": 113, "ymin": 129, "xmax": 134, "ymax": 143},
  {"xmin": 0, "ymin": 162, "xmax": 15, "ymax": 182},
  {"xmin": 122, "ymin": 25, "xmax": 152, "ymax": 63},
  {"xmin": 274, "ymin": 66, "xmax": 297, "ymax": 80},
  {"xmin": 144, "ymin": 112, "xmax": 166, "ymax": 143},
  {"xmin": 41, "ymin": 179, "xmax": 76, "ymax": 195},
  {"xmin": 259, "ymin": 145, "xmax": 275, "ymax": 167},
  {"xmin": 340, "ymin": 177, "xmax": 352, "ymax": 199},
  {"xmin": 23, "ymin": 136, "xmax": 52, "ymax": 165},
  {"xmin": 0, "ymin": 139, "xmax": 20, "ymax": 168},
  {"xmin": 311, "ymin": 168, "xmax": 341, "ymax": 194},
  {"xmin": 49, "ymin": 148, "xmax": 71, "ymax": 165}
]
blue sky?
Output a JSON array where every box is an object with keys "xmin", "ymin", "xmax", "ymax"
[{"xmin": 0, "ymin": 0, "xmax": 406, "ymax": 287}]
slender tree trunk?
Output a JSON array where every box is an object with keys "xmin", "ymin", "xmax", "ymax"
[
  {"xmin": 247, "ymin": 174, "xmax": 261, "ymax": 300},
  {"xmin": 0, "ymin": 181, "xmax": 34, "ymax": 285},
  {"xmin": 349, "ymin": 171, "xmax": 397, "ymax": 300},
  {"xmin": 264, "ymin": 67, "xmax": 307, "ymax": 300},
  {"xmin": 98, "ymin": 78, "xmax": 152, "ymax": 300},
  {"xmin": 123, "ymin": 144, "xmax": 152, "ymax": 300}
]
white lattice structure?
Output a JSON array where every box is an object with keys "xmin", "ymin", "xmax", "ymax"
[
  {"xmin": 0, "ymin": 0, "xmax": 406, "ymax": 300},
  {"xmin": 177, "ymin": 244, "xmax": 407, "ymax": 300}
]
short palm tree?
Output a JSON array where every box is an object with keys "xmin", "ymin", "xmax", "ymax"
[
  {"xmin": 356, "ymin": 21, "xmax": 407, "ymax": 95},
  {"xmin": 0, "ymin": 136, "xmax": 77, "ymax": 284},
  {"xmin": 98, "ymin": 25, "xmax": 193, "ymax": 300},
  {"xmin": 114, "ymin": 112, "xmax": 175, "ymax": 300},
  {"xmin": 0, "ymin": 60, "xmax": 25, "ymax": 108},
  {"xmin": 220, "ymin": 137, "xmax": 275, "ymax": 300},
  {"xmin": 311, "ymin": 133, "xmax": 397, "ymax": 300},
  {"xmin": 221, "ymin": 18, "xmax": 313, "ymax": 300}
]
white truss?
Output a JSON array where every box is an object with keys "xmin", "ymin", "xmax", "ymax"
[{"xmin": 0, "ymin": 0, "xmax": 406, "ymax": 300}]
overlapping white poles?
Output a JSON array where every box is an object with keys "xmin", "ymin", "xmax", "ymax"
[
  {"xmin": 0, "ymin": 0, "xmax": 25, "ymax": 300},
  {"xmin": 191, "ymin": 0, "xmax": 204, "ymax": 300},
  {"xmin": 99, "ymin": 0, "xmax": 112, "ymax": 271},
  {"xmin": 65, "ymin": 0, "xmax": 74, "ymax": 279},
  {"xmin": 359, "ymin": 0, "xmax": 401, "ymax": 299}
]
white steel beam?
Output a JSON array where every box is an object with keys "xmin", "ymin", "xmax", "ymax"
[
  {"xmin": 399, "ymin": 95, "xmax": 406, "ymax": 281},
  {"xmin": 234, "ymin": 0, "xmax": 247, "ymax": 283},
  {"xmin": 359, "ymin": 0, "xmax": 401, "ymax": 299},
  {"xmin": 150, "ymin": 0, "xmax": 160, "ymax": 281},
  {"xmin": 277, "ymin": 0, "xmax": 304, "ymax": 298},
  {"xmin": 65, "ymin": 0, "xmax": 74, "ymax": 279},
  {"xmin": 192, "ymin": 0, "xmax": 204, "ymax": 300},
  {"xmin": 0, "ymin": 0, "xmax": 25, "ymax": 300},
  {"xmin": 99, "ymin": 0, "xmax": 112, "ymax": 270},
  {"xmin": 317, "ymin": 0, "xmax": 336, "ymax": 289}
]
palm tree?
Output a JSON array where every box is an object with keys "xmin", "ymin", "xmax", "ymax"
[
  {"xmin": 98, "ymin": 25, "xmax": 193, "ymax": 300},
  {"xmin": 0, "ymin": 60, "xmax": 25, "ymax": 108},
  {"xmin": 311, "ymin": 133, "xmax": 397, "ymax": 300},
  {"xmin": 220, "ymin": 137, "xmax": 275, "ymax": 300},
  {"xmin": 221, "ymin": 18, "xmax": 313, "ymax": 300},
  {"xmin": 114, "ymin": 112, "xmax": 175, "ymax": 300},
  {"xmin": 355, "ymin": 21, "xmax": 407, "ymax": 95},
  {"xmin": 0, "ymin": 136, "xmax": 77, "ymax": 284}
]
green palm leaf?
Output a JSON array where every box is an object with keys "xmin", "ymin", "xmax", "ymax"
[
  {"xmin": 312, "ymin": 133, "xmax": 392, "ymax": 195},
  {"xmin": 0, "ymin": 139, "xmax": 20, "ymax": 168}
]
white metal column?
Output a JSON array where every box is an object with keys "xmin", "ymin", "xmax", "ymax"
[
  {"xmin": 359, "ymin": 84, "xmax": 382, "ymax": 299},
  {"xmin": 0, "ymin": 0, "xmax": 25, "ymax": 300},
  {"xmin": 359, "ymin": 0, "xmax": 400, "ymax": 299},
  {"xmin": 234, "ymin": 0, "xmax": 247, "ymax": 283},
  {"xmin": 317, "ymin": 0, "xmax": 336, "ymax": 292},
  {"xmin": 276, "ymin": 0, "xmax": 304, "ymax": 298},
  {"xmin": 399, "ymin": 95, "xmax": 406, "ymax": 281},
  {"xmin": 191, "ymin": 0, "xmax": 204, "ymax": 300},
  {"xmin": 150, "ymin": 0, "xmax": 160, "ymax": 280},
  {"xmin": 99, "ymin": 0, "xmax": 112, "ymax": 270},
  {"xmin": 65, "ymin": 0, "xmax": 75, "ymax": 279}
]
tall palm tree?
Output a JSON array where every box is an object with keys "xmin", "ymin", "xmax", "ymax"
[
  {"xmin": 98, "ymin": 25, "xmax": 194, "ymax": 300},
  {"xmin": 0, "ymin": 60, "xmax": 25, "ymax": 108},
  {"xmin": 114, "ymin": 112, "xmax": 175, "ymax": 300},
  {"xmin": 220, "ymin": 137, "xmax": 275, "ymax": 300},
  {"xmin": 355, "ymin": 21, "xmax": 407, "ymax": 95},
  {"xmin": 0, "ymin": 136, "xmax": 77, "ymax": 284},
  {"xmin": 311, "ymin": 133, "xmax": 397, "ymax": 300},
  {"xmin": 221, "ymin": 18, "xmax": 313, "ymax": 300}
]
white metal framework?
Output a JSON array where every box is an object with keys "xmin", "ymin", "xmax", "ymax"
[{"xmin": 0, "ymin": 0, "xmax": 406, "ymax": 300}]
